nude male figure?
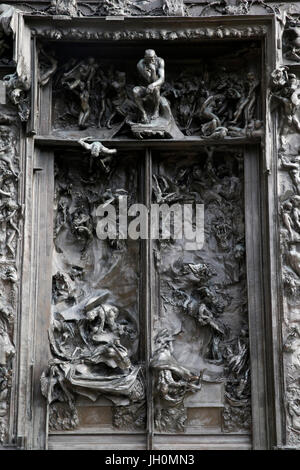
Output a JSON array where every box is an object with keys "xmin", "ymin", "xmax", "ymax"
[
  {"xmin": 78, "ymin": 137, "xmax": 117, "ymax": 173},
  {"xmin": 133, "ymin": 49, "xmax": 165, "ymax": 124}
]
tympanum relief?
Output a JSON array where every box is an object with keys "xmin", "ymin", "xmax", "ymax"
[{"xmin": 49, "ymin": 42, "xmax": 262, "ymax": 141}]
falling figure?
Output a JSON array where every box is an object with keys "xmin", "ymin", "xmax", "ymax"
[{"xmin": 78, "ymin": 137, "xmax": 117, "ymax": 173}]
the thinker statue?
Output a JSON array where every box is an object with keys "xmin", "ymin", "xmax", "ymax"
[
  {"xmin": 133, "ymin": 49, "xmax": 165, "ymax": 124},
  {"xmin": 130, "ymin": 50, "xmax": 183, "ymax": 139}
]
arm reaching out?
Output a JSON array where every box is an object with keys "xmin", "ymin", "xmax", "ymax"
[{"xmin": 78, "ymin": 137, "xmax": 93, "ymax": 151}]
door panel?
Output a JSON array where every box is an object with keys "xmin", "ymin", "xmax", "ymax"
[
  {"xmin": 45, "ymin": 150, "xmax": 146, "ymax": 441},
  {"xmin": 151, "ymin": 149, "xmax": 250, "ymax": 439}
]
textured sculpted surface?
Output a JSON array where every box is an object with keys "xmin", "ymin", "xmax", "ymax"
[
  {"xmin": 151, "ymin": 149, "xmax": 250, "ymax": 433},
  {"xmin": 41, "ymin": 145, "xmax": 251, "ymax": 435},
  {"xmin": 42, "ymin": 150, "xmax": 145, "ymax": 430},
  {"xmin": 37, "ymin": 21, "xmax": 256, "ymax": 441},
  {"xmin": 50, "ymin": 41, "xmax": 261, "ymax": 140},
  {"xmin": 1, "ymin": 0, "xmax": 300, "ymax": 450},
  {"xmin": 0, "ymin": 114, "xmax": 20, "ymax": 443},
  {"xmin": 275, "ymin": 65, "xmax": 300, "ymax": 447}
]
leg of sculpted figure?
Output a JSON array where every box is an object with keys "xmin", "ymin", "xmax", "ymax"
[{"xmin": 133, "ymin": 86, "xmax": 149, "ymax": 123}]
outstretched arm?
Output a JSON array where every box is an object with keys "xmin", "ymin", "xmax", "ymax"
[{"xmin": 78, "ymin": 137, "xmax": 92, "ymax": 151}]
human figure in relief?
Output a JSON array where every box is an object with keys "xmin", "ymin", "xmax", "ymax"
[
  {"xmin": 78, "ymin": 137, "xmax": 117, "ymax": 173},
  {"xmin": 133, "ymin": 49, "xmax": 165, "ymax": 124}
]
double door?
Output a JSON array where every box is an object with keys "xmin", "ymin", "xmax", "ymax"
[{"xmin": 29, "ymin": 144, "xmax": 262, "ymax": 449}]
